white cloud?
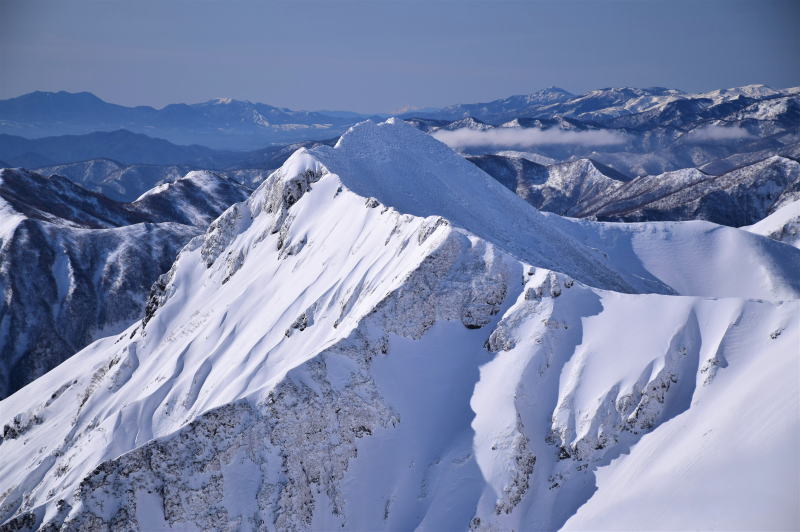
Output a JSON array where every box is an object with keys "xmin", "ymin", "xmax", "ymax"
[
  {"xmin": 431, "ymin": 127, "xmax": 628, "ymax": 149},
  {"xmin": 686, "ymin": 125, "xmax": 752, "ymax": 142}
]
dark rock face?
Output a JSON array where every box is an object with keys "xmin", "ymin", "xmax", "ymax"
[{"xmin": 0, "ymin": 168, "xmax": 250, "ymax": 398}]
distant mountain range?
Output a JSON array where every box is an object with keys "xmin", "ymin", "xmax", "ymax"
[
  {"xmin": 412, "ymin": 85, "xmax": 800, "ymax": 177},
  {"xmin": 1, "ymin": 84, "xmax": 798, "ymax": 215},
  {"xmin": 1, "ymin": 85, "xmax": 796, "ymax": 151},
  {"xmin": 0, "ymin": 91, "xmax": 375, "ymax": 149},
  {"xmin": 0, "ymin": 129, "xmax": 235, "ymax": 168},
  {"xmin": 0, "ymin": 130, "xmax": 334, "ymax": 200},
  {"xmin": 403, "ymin": 84, "xmax": 797, "ymax": 124}
]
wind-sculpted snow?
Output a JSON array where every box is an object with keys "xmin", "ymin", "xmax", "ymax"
[
  {"xmin": 0, "ymin": 169, "xmax": 251, "ymax": 398},
  {"xmin": 0, "ymin": 120, "xmax": 798, "ymax": 531}
]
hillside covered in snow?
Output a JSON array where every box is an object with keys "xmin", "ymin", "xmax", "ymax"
[
  {"xmin": 0, "ymin": 120, "xmax": 797, "ymax": 531},
  {"xmin": 0, "ymin": 169, "xmax": 250, "ymax": 399},
  {"xmin": 468, "ymin": 153, "xmax": 800, "ymax": 228}
]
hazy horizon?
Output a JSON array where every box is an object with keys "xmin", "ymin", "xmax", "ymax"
[
  {"xmin": 3, "ymin": 81, "xmax": 800, "ymax": 115},
  {"xmin": 1, "ymin": 0, "xmax": 799, "ymax": 114}
]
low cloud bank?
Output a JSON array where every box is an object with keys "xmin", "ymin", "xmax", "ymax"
[
  {"xmin": 687, "ymin": 125, "xmax": 752, "ymax": 142},
  {"xmin": 432, "ymin": 127, "xmax": 628, "ymax": 149}
]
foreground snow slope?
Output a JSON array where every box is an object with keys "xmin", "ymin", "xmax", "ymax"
[{"xmin": 0, "ymin": 120, "xmax": 798, "ymax": 531}]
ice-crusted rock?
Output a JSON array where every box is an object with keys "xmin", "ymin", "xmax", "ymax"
[{"xmin": 200, "ymin": 203, "xmax": 249, "ymax": 267}]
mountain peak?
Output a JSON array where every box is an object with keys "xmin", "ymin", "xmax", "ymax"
[
  {"xmin": 305, "ymin": 118, "xmax": 545, "ymax": 228},
  {"xmin": 262, "ymin": 119, "xmax": 800, "ymax": 299},
  {"xmin": 531, "ymin": 86, "xmax": 574, "ymax": 98}
]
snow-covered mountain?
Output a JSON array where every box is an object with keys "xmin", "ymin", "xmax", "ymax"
[
  {"xmin": 416, "ymin": 85, "xmax": 800, "ymax": 179},
  {"xmin": 590, "ymin": 155, "xmax": 800, "ymax": 225},
  {"xmin": 410, "ymin": 84, "xmax": 795, "ymax": 127},
  {"xmin": 466, "ymin": 156, "xmax": 629, "ymax": 217},
  {"xmin": 132, "ymin": 171, "xmax": 254, "ymax": 226},
  {"xmin": 470, "ymin": 153, "xmax": 800, "ymax": 228},
  {"xmin": 0, "ymin": 169, "xmax": 250, "ymax": 399},
  {"xmin": 30, "ymin": 140, "xmax": 334, "ymax": 201},
  {"xmin": 1, "ymin": 120, "xmax": 797, "ymax": 531},
  {"xmin": 33, "ymin": 158, "xmax": 195, "ymax": 201},
  {"xmin": 405, "ymin": 88, "xmax": 576, "ymax": 122}
]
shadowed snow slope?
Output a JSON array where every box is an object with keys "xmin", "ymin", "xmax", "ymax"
[{"xmin": 0, "ymin": 120, "xmax": 798, "ymax": 531}]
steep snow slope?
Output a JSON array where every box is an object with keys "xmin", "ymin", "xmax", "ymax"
[
  {"xmin": 306, "ymin": 121, "xmax": 800, "ymax": 299},
  {"xmin": 0, "ymin": 120, "xmax": 798, "ymax": 531},
  {"xmin": 560, "ymin": 302, "xmax": 799, "ymax": 530},
  {"xmin": 0, "ymin": 169, "xmax": 249, "ymax": 398}
]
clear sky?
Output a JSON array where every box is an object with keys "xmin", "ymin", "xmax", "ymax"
[{"xmin": 0, "ymin": 0, "xmax": 798, "ymax": 113}]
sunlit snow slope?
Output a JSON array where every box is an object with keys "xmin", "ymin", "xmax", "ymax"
[{"xmin": 0, "ymin": 120, "xmax": 798, "ymax": 531}]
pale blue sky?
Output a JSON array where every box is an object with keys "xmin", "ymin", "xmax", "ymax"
[{"xmin": 0, "ymin": 0, "xmax": 797, "ymax": 113}]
